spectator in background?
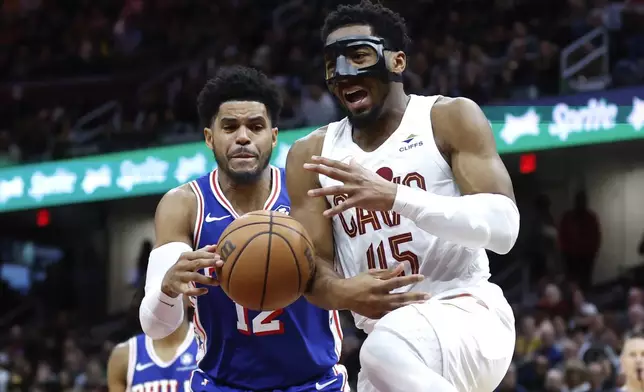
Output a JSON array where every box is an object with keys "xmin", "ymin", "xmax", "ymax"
[
  {"xmin": 639, "ymin": 232, "xmax": 644, "ymax": 256},
  {"xmin": 496, "ymin": 363, "xmax": 528, "ymax": 392},
  {"xmin": 545, "ymin": 368, "xmax": 566, "ymax": 392},
  {"xmin": 570, "ymin": 288, "xmax": 599, "ymax": 330},
  {"xmin": 538, "ymin": 321, "xmax": 565, "ymax": 366},
  {"xmin": 134, "ymin": 240, "xmax": 153, "ymax": 287},
  {"xmin": 565, "ymin": 359, "xmax": 591, "ymax": 392},
  {"xmin": 559, "ymin": 191, "xmax": 602, "ymax": 290},
  {"xmin": 587, "ymin": 361, "xmax": 610, "ymax": 392},
  {"xmin": 0, "ymin": 130, "xmax": 20, "ymax": 167},
  {"xmin": 628, "ymin": 303, "xmax": 644, "ymax": 333},
  {"xmin": 516, "ymin": 315, "xmax": 542, "ymax": 361},
  {"xmin": 526, "ymin": 194, "xmax": 560, "ymax": 282},
  {"xmin": 299, "ymin": 81, "xmax": 339, "ymax": 127},
  {"xmin": 0, "ymin": 353, "xmax": 8, "ymax": 392},
  {"xmin": 537, "ymin": 284, "xmax": 571, "ymax": 320}
]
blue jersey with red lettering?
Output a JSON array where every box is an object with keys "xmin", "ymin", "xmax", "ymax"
[
  {"xmin": 187, "ymin": 166, "xmax": 346, "ymax": 391},
  {"xmin": 127, "ymin": 328, "xmax": 198, "ymax": 392}
]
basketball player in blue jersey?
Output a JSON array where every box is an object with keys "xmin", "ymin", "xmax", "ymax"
[
  {"xmin": 107, "ymin": 295, "xmax": 197, "ymax": 392},
  {"xmin": 139, "ymin": 65, "xmax": 363, "ymax": 391}
]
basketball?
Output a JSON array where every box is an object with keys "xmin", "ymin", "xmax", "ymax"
[{"xmin": 217, "ymin": 210, "xmax": 315, "ymax": 311}]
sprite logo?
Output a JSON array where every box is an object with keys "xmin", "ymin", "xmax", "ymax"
[{"xmin": 548, "ymin": 98, "xmax": 617, "ymax": 141}]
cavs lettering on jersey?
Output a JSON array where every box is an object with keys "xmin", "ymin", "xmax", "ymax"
[
  {"xmin": 320, "ymin": 94, "xmax": 504, "ymax": 333},
  {"xmin": 126, "ymin": 328, "xmax": 198, "ymax": 392},
  {"xmin": 187, "ymin": 166, "xmax": 346, "ymax": 391}
]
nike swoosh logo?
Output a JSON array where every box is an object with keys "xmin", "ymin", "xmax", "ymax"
[
  {"xmin": 135, "ymin": 362, "xmax": 155, "ymax": 371},
  {"xmin": 315, "ymin": 378, "xmax": 337, "ymax": 390},
  {"xmin": 205, "ymin": 214, "xmax": 231, "ymax": 223}
]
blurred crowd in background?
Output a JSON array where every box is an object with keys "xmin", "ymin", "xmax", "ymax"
[
  {"xmin": 3, "ymin": 0, "xmax": 644, "ymax": 391},
  {"xmin": 2, "ymin": 0, "xmax": 644, "ymax": 165}
]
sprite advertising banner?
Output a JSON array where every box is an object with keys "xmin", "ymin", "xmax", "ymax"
[
  {"xmin": 491, "ymin": 85, "xmax": 644, "ymax": 153},
  {"xmin": 1, "ymin": 85, "xmax": 643, "ymax": 212}
]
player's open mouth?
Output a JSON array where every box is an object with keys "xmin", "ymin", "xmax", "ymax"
[{"xmin": 342, "ymin": 86, "xmax": 371, "ymax": 111}]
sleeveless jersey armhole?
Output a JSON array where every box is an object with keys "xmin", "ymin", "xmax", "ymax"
[
  {"xmin": 125, "ymin": 337, "xmax": 136, "ymax": 391},
  {"xmin": 421, "ymin": 95, "xmax": 453, "ymax": 178},
  {"xmin": 188, "ymin": 181, "xmax": 205, "ymax": 250}
]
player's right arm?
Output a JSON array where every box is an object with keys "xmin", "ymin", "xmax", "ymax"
[
  {"xmin": 139, "ymin": 185, "xmax": 219, "ymax": 339},
  {"xmin": 106, "ymin": 342, "xmax": 128, "ymax": 392},
  {"xmin": 286, "ymin": 128, "xmax": 429, "ymax": 319}
]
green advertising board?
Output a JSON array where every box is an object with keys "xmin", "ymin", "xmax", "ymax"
[
  {"xmin": 1, "ymin": 86, "xmax": 643, "ymax": 212},
  {"xmin": 0, "ymin": 128, "xmax": 314, "ymax": 212}
]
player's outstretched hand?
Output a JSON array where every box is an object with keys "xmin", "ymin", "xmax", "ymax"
[
  {"xmin": 161, "ymin": 245, "xmax": 221, "ymax": 298},
  {"xmin": 304, "ymin": 155, "xmax": 398, "ymax": 218},
  {"xmin": 341, "ymin": 264, "xmax": 430, "ymax": 319}
]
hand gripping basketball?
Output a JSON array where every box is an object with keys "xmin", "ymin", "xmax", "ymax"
[{"xmin": 161, "ymin": 245, "xmax": 221, "ymax": 298}]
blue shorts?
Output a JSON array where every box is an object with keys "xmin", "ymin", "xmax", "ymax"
[{"xmin": 190, "ymin": 365, "xmax": 349, "ymax": 392}]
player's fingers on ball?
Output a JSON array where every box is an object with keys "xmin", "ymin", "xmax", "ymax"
[
  {"xmin": 185, "ymin": 287, "xmax": 209, "ymax": 297},
  {"xmin": 193, "ymin": 257, "xmax": 219, "ymax": 270},
  {"xmin": 199, "ymin": 244, "xmax": 217, "ymax": 252},
  {"xmin": 204, "ymin": 276, "xmax": 220, "ymax": 287},
  {"xmin": 185, "ymin": 250, "xmax": 215, "ymax": 261},
  {"xmin": 186, "ymin": 272, "xmax": 215, "ymax": 286}
]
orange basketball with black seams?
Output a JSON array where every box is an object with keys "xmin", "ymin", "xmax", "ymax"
[{"xmin": 217, "ymin": 210, "xmax": 316, "ymax": 311}]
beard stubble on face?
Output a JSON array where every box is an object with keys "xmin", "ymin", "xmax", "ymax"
[{"xmin": 213, "ymin": 148, "xmax": 272, "ymax": 184}]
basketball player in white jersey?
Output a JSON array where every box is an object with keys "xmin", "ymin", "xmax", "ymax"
[
  {"xmin": 286, "ymin": 1, "xmax": 519, "ymax": 391},
  {"xmin": 107, "ymin": 295, "xmax": 197, "ymax": 392},
  {"xmin": 620, "ymin": 332, "xmax": 644, "ymax": 392}
]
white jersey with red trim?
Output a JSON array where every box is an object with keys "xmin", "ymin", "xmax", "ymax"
[
  {"xmin": 187, "ymin": 166, "xmax": 348, "ymax": 391},
  {"xmin": 319, "ymin": 95, "xmax": 510, "ymax": 333}
]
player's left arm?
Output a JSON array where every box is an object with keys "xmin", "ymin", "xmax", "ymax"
[
  {"xmin": 107, "ymin": 342, "xmax": 129, "ymax": 392},
  {"xmin": 396, "ymin": 96, "xmax": 519, "ymax": 254}
]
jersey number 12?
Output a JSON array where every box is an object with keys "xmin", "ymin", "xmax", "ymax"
[{"xmin": 235, "ymin": 303, "xmax": 284, "ymax": 336}]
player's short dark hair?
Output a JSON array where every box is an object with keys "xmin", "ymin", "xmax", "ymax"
[
  {"xmin": 197, "ymin": 65, "xmax": 283, "ymax": 128},
  {"xmin": 625, "ymin": 330, "xmax": 644, "ymax": 340},
  {"xmin": 321, "ymin": 0, "xmax": 411, "ymax": 52}
]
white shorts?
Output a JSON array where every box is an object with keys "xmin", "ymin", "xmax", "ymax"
[{"xmin": 358, "ymin": 284, "xmax": 515, "ymax": 392}]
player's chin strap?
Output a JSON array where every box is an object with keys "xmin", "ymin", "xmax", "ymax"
[
  {"xmin": 140, "ymin": 242, "xmax": 192, "ymax": 340},
  {"xmin": 392, "ymin": 186, "xmax": 520, "ymax": 255}
]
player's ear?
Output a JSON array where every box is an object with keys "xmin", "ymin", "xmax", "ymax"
[
  {"xmin": 271, "ymin": 127, "xmax": 278, "ymax": 149},
  {"xmin": 388, "ymin": 51, "xmax": 406, "ymax": 74},
  {"xmin": 204, "ymin": 127, "xmax": 215, "ymax": 150}
]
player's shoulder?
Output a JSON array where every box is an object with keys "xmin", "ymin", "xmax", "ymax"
[
  {"xmin": 109, "ymin": 339, "xmax": 131, "ymax": 363},
  {"xmin": 287, "ymin": 125, "xmax": 329, "ymax": 159},
  {"xmin": 432, "ymin": 95, "xmax": 482, "ymax": 118},
  {"xmin": 158, "ymin": 184, "xmax": 197, "ymax": 211},
  {"xmin": 430, "ymin": 96, "xmax": 491, "ymax": 146}
]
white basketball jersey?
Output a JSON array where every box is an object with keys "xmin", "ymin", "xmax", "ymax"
[{"xmin": 320, "ymin": 95, "xmax": 508, "ymax": 332}]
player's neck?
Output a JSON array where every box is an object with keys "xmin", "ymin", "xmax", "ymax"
[
  {"xmin": 218, "ymin": 167, "xmax": 273, "ymax": 214},
  {"xmin": 352, "ymin": 86, "xmax": 409, "ymax": 151}
]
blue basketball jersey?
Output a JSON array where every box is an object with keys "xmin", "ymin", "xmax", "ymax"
[
  {"xmin": 187, "ymin": 166, "xmax": 345, "ymax": 391},
  {"xmin": 127, "ymin": 327, "xmax": 198, "ymax": 392}
]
